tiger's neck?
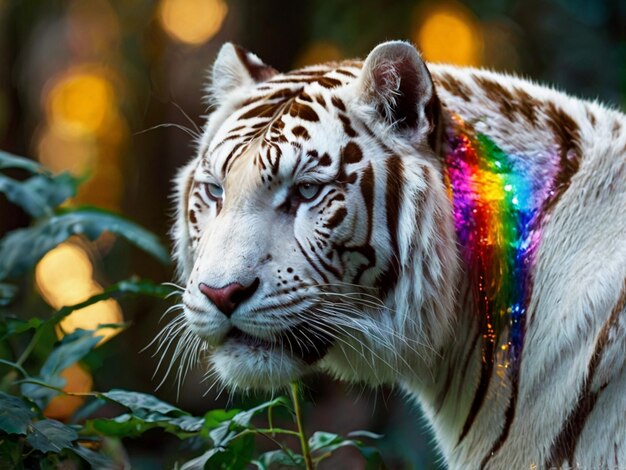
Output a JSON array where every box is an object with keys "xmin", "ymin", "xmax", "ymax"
[
  {"xmin": 401, "ymin": 269, "xmax": 484, "ymax": 463},
  {"xmin": 401, "ymin": 106, "xmax": 565, "ymax": 463}
]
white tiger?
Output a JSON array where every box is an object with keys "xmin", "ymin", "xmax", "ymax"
[{"xmin": 170, "ymin": 41, "xmax": 626, "ymax": 468}]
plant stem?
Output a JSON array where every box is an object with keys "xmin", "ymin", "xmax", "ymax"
[
  {"xmin": 234, "ymin": 428, "xmax": 301, "ymax": 439},
  {"xmin": 290, "ymin": 382, "xmax": 313, "ymax": 470},
  {"xmin": 16, "ymin": 328, "xmax": 41, "ymax": 367},
  {"xmin": 268, "ymin": 405, "xmax": 275, "ymax": 437}
]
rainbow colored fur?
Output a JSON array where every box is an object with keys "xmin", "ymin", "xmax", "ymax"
[{"xmin": 445, "ymin": 115, "xmax": 559, "ymax": 368}]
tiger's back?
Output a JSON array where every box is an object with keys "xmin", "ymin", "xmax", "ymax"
[
  {"xmin": 429, "ymin": 64, "xmax": 626, "ymax": 467},
  {"xmin": 171, "ymin": 41, "xmax": 626, "ymax": 468}
]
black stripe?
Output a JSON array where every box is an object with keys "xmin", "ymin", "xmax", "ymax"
[
  {"xmin": 288, "ymin": 102, "xmax": 319, "ymax": 121},
  {"xmin": 310, "ymin": 190, "xmax": 344, "ymax": 212},
  {"xmin": 309, "ymin": 241, "xmax": 342, "ymax": 279},
  {"xmin": 360, "ymin": 163, "xmax": 375, "ymax": 243},
  {"xmin": 480, "ymin": 374, "xmax": 518, "ymax": 467},
  {"xmin": 296, "ymin": 239, "xmax": 329, "ymax": 284},
  {"xmin": 324, "ymin": 207, "xmax": 347, "ymax": 229},
  {"xmin": 376, "ymin": 156, "xmax": 404, "ymax": 297},
  {"xmin": 434, "ymin": 365, "xmax": 454, "ymax": 414},
  {"xmin": 544, "ymin": 279, "xmax": 626, "ymax": 467},
  {"xmin": 457, "ymin": 336, "xmax": 494, "ymax": 444},
  {"xmin": 455, "ymin": 327, "xmax": 480, "ymax": 401}
]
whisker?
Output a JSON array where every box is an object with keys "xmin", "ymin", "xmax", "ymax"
[
  {"xmin": 134, "ymin": 122, "xmax": 200, "ymax": 139},
  {"xmin": 170, "ymin": 101, "xmax": 202, "ymax": 136}
]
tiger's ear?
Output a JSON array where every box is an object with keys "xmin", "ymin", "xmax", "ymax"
[
  {"xmin": 357, "ymin": 41, "xmax": 436, "ymax": 136},
  {"xmin": 209, "ymin": 43, "xmax": 277, "ymax": 104}
]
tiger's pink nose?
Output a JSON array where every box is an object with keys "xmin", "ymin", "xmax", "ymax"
[{"xmin": 198, "ymin": 278, "xmax": 260, "ymax": 317}]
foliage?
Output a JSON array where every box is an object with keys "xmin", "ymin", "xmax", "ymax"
[{"xmin": 0, "ymin": 151, "xmax": 386, "ymax": 468}]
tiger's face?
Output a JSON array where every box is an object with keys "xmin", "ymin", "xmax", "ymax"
[{"xmin": 172, "ymin": 42, "xmax": 457, "ymax": 391}]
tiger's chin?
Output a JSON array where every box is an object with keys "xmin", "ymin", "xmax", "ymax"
[{"xmin": 209, "ymin": 327, "xmax": 333, "ymax": 391}]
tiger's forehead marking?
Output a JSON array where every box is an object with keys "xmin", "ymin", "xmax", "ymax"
[{"xmin": 205, "ymin": 64, "xmax": 362, "ymax": 185}]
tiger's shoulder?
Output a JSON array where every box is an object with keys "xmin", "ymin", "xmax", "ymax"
[{"xmin": 429, "ymin": 63, "xmax": 626, "ymax": 163}]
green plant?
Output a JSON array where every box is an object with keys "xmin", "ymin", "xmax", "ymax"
[{"xmin": 0, "ymin": 151, "xmax": 385, "ymax": 469}]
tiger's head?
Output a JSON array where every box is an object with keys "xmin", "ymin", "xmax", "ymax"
[{"xmin": 171, "ymin": 41, "xmax": 459, "ymax": 391}]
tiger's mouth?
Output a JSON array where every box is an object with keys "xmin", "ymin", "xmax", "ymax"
[{"xmin": 224, "ymin": 324, "xmax": 334, "ymax": 365}]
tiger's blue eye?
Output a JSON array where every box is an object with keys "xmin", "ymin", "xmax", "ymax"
[
  {"xmin": 297, "ymin": 183, "xmax": 321, "ymax": 201},
  {"xmin": 205, "ymin": 183, "xmax": 224, "ymax": 201}
]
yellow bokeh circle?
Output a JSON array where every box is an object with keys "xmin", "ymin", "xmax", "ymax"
[
  {"xmin": 414, "ymin": 3, "xmax": 483, "ymax": 66},
  {"xmin": 44, "ymin": 363, "xmax": 93, "ymax": 421},
  {"xmin": 158, "ymin": 0, "xmax": 228, "ymax": 45},
  {"xmin": 46, "ymin": 69, "xmax": 117, "ymax": 136},
  {"xmin": 35, "ymin": 241, "xmax": 123, "ymax": 345}
]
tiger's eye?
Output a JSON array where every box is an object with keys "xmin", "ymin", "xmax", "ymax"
[
  {"xmin": 297, "ymin": 183, "xmax": 321, "ymax": 201},
  {"xmin": 205, "ymin": 183, "xmax": 224, "ymax": 201}
]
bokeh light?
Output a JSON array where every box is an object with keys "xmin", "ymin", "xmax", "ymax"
[
  {"xmin": 158, "ymin": 0, "xmax": 228, "ymax": 45},
  {"xmin": 36, "ymin": 242, "xmax": 94, "ymax": 303},
  {"xmin": 35, "ymin": 241, "xmax": 123, "ymax": 345},
  {"xmin": 44, "ymin": 363, "xmax": 93, "ymax": 421},
  {"xmin": 37, "ymin": 125, "xmax": 96, "ymax": 176},
  {"xmin": 38, "ymin": 65, "xmax": 126, "ymax": 210},
  {"xmin": 58, "ymin": 300, "xmax": 123, "ymax": 343},
  {"xmin": 45, "ymin": 68, "xmax": 118, "ymax": 136},
  {"xmin": 414, "ymin": 2, "xmax": 483, "ymax": 66}
]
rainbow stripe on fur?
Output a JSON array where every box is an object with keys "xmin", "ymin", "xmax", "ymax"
[{"xmin": 445, "ymin": 115, "xmax": 559, "ymax": 367}]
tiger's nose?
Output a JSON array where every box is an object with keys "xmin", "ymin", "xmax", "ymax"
[{"xmin": 198, "ymin": 278, "xmax": 260, "ymax": 317}]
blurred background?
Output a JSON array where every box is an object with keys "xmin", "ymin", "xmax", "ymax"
[{"xmin": 0, "ymin": 0, "xmax": 624, "ymax": 468}]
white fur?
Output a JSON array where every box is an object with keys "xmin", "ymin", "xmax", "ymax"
[{"xmin": 170, "ymin": 41, "xmax": 626, "ymax": 468}]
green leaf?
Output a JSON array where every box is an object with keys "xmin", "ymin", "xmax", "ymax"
[
  {"xmin": 205, "ymin": 433, "xmax": 254, "ymax": 470},
  {"xmin": 308, "ymin": 432, "xmax": 353, "ymax": 465},
  {"xmin": 205, "ymin": 397, "xmax": 289, "ymax": 447},
  {"xmin": 180, "ymin": 433, "xmax": 255, "ymax": 470},
  {"xmin": 70, "ymin": 444, "xmax": 114, "ymax": 469},
  {"xmin": 0, "ymin": 283, "xmax": 17, "ymax": 306},
  {"xmin": 0, "ymin": 392, "xmax": 37, "ymax": 435},
  {"xmin": 0, "ymin": 150, "xmax": 42, "ymax": 173},
  {"xmin": 0, "ymin": 207, "xmax": 169, "ymax": 281},
  {"xmin": 0, "ymin": 172, "xmax": 77, "ymax": 217},
  {"xmin": 199, "ymin": 409, "xmax": 239, "ymax": 444},
  {"xmin": 0, "ymin": 315, "xmax": 42, "ymax": 340},
  {"xmin": 25, "ymin": 419, "xmax": 78, "ymax": 453},
  {"xmin": 83, "ymin": 390, "xmax": 204, "ymax": 439},
  {"xmin": 206, "ymin": 397, "xmax": 289, "ymax": 449},
  {"xmin": 40, "ymin": 329, "xmax": 102, "ymax": 379},
  {"xmin": 86, "ymin": 412, "xmax": 203, "ymax": 439},
  {"xmin": 169, "ymin": 415, "xmax": 205, "ymax": 432},
  {"xmin": 180, "ymin": 448, "xmax": 221, "ymax": 470},
  {"xmin": 87, "ymin": 414, "xmax": 161, "ymax": 438},
  {"xmin": 99, "ymin": 389, "xmax": 187, "ymax": 418},
  {"xmin": 230, "ymin": 397, "xmax": 290, "ymax": 429},
  {"xmin": 208, "ymin": 421, "xmax": 236, "ymax": 449},
  {"xmin": 253, "ymin": 449, "xmax": 306, "ymax": 470},
  {"xmin": 308, "ymin": 431, "xmax": 386, "ymax": 468},
  {"xmin": 201, "ymin": 409, "xmax": 239, "ymax": 432},
  {"xmin": 308, "ymin": 431, "xmax": 344, "ymax": 452}
]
